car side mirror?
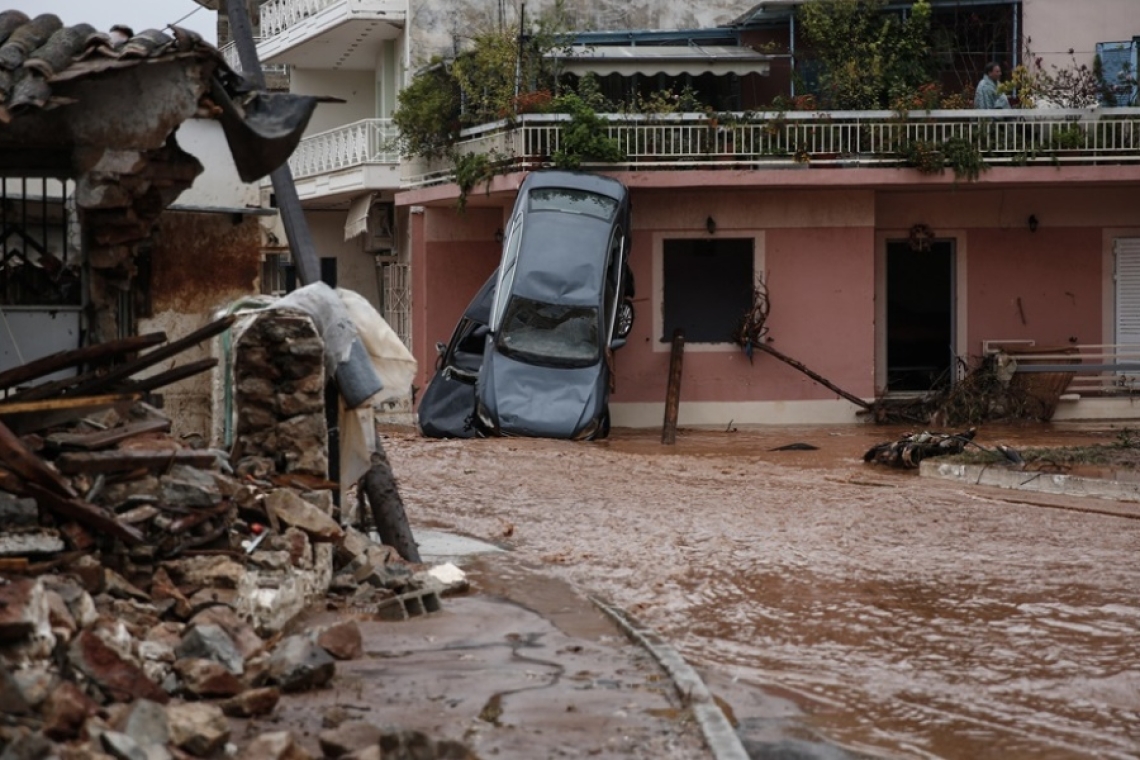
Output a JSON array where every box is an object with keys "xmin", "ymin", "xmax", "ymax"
[
  {"xmin": 435, "ymin": 341, "xmax": 446, "ymax": 356},
  {"xmin": 610, "ymin": 336, "xmax": 627, "ymax": 350}
]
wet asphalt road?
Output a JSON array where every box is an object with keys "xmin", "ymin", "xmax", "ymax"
[{"xmin": 385, "ymin": 423, "xmax": 1140, "ymax": 759}]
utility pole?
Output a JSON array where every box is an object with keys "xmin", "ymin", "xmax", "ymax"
[{"xmin": 224, "ymin": 0, "xmax": 321, "ymax": 287}]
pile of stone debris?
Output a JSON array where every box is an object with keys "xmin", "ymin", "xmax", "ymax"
[{"xmin": 0, "ymin": 320, "xmax": 472, "ymax": 758}]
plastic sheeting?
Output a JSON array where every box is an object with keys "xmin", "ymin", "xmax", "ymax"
[{"xmin": 338, "ymin": 287, "xmax": 416, "ymax": 405}]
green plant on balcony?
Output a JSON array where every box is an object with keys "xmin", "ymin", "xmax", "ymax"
[
  {"xmin": 392, "ymin": 63, "xmax": 461, "ymax": 159},
  {"xmin": 900, "ymin": 136, "xmax": 987, "ymax": 181},
  {"xmin": 550, "ymin": 92, "xmax": 624, "ymax": 169},
  {"xmin": 454, "ymin": 152, "xmax": 500, "ymax": 211},
  {"xmin": 798, "ymin": 0, "xmax": 937, "ymax": 109}
]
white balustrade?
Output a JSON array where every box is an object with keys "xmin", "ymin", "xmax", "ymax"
[
  {"xmin": 218, "ymin": 40, "xmax": 288, "ymax": 75},
  {"xmin": 403, "ymin": 108, "xmax": 1140, "ymax": 188},
  {"xmin": 288, "ymin": 119, "xmax": 401, "ymax": 179}
]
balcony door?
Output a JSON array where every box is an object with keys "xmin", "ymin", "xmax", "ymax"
[{"xmin": 885, "ymin": 240, "xmax": 955, "ymax": 392}]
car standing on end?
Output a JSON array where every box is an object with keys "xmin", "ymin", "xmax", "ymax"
[{"xmin": 474, "ymin": 171, "xmax": 634, "ymax": 440}]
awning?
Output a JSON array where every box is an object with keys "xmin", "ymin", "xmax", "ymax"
[
  {"xmin": 345, "ymin": 192, "xmax": 376, "ymax": 241},
  {"xmin": 553, "ymin": 45, "xmax": 771, "ymax": 78}
]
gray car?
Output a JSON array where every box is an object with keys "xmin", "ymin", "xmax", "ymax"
[{"xmin": 475, "ymin": 171, "xmax": 633, "ymax": 440}]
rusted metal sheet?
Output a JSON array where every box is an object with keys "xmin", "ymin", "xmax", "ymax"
[{"xmin": 151, "ymin": 213, "xmax": 262, "ymax": 314}]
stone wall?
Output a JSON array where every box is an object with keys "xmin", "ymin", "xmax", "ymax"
[{"xmin": 231, "ymin": 308, "xmax": 328, "ymax": 479}]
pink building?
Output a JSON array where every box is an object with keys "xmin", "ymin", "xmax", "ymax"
[{"xmin": 400, "ymin": 109, "xmax": 1140, "ymax": 427}]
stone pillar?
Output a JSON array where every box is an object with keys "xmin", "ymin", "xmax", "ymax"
[{"xmin": 231, "ymin": 308, "xmax": 328, "ymax": 478}]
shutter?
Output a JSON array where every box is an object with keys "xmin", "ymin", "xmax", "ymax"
[{"xmin": 1115, "ymin": 238, "xmax": 1140, "ymax": 345}]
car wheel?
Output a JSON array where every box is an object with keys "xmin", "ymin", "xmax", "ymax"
[
  {"xmin": 616, "ymin": 300, "xmax": 634, "ymax": 339},
  {"xmin": 599, "ymin": 408, "xmax": 611, "ymax": 439}
]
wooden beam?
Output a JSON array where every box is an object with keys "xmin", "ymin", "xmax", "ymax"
[
  {"xmin": 0, "ymin": 332, "xmax": 166, "ymax": 393},
  {"xmin": 64, "ymin": 315, "xmax": 236, "ymax": 398},
  {"xmin": 25, "ymin": 483, "xmax": 145, "ymax": 545},
  {"xmin": 126, "ymin": 358, "xmax": 218, "ymax": 394},
  {"xmin": 0, "ymin": 418, "xmax": 75, "ymax": 498},
  {"xmin": 46, "ymin": 418, "xmax": 172, "ymax": 451},
  {"xmin": 662, "ymin": 329, "xmax": 684, "ymax": 445},
  {"xmin": 55, "ymin": 449, "xmax": 218, "ymax": 475},
  {"xmin": 0, "ymin": 393, "xmax": 141, "ymax": 416}
]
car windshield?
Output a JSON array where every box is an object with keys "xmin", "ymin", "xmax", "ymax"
[
  {"xmin": 496, "ymin": 296, "xmax": 600, "ymax": 368},
  {"xmin": 528, "ymin": 188, "xmax": 618, "ymax": 220}
]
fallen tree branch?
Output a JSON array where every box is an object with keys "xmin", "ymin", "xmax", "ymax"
[{"xmin": 753, "ymin": 342, "xmax": 873, "ymax": 411}]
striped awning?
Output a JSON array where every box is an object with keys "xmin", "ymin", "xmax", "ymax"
[{"xmin": 553, "ymin": 45, "xmax": 771, "ymax": 78}]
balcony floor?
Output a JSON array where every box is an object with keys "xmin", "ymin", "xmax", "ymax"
[{"xmin": 259, "ymin": 11, "xmax": 403, "ymax": 69}]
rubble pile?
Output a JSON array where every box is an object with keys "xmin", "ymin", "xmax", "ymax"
[{"xmin": 0, "ymin": 314, "xmax": 470, "ymax": 758}]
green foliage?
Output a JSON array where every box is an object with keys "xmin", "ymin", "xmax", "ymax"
[
  {"xmin": 392, "ymin": 64, "xmax": 461, "ymax": 159},
  {"xmin": 900, "ymin": 136, "xmax": 987, "ymax": 181},
  {"xmin": 453, "ymin": 152, "xmax": 498, "ymax": 212},
  {"xmin": 798, "ymin": 0, "xmax": 938, "ymax": 109},
  {"xmin": 550, "ymin": 93, "xmax": 624, "ymax": 169},
  {"xmin": 452, "ymin": 30, "xmax": 520, "ymax": 125}
]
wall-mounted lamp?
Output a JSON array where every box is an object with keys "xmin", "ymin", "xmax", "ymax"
[
  {"xmin": 706, "ymin": 215, "xmax": 716, "ymax": 235},
  {"xmin": 1028, "ymin": 214, "xmax": 1039, "ymax": 233},
  {"xmin": 494, "ymin": 227, "xmax": 504, "ymax": 244}
]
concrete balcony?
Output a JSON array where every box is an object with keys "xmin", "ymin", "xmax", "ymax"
[
  {"xmin": 284, "ymin": 118, "xmax": 401, "ymax": 203},
  {"xmin": 402, "ymin": 108, "xmax": 1140, "ymax": 189},
  {"xmin": 256, "ymin": 0, "xmax": 405, "ymax": 69}
]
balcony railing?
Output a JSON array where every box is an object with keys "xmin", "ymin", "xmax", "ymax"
[
  {"xmin": 403, "ymin": 108, "xmax": 1140, "ymax": 188},
  {"xmin": 261, "ymin": 0, "xmax": 338, "ymax": 37},
  {"xmin": 288, "ymin": 118, "xmax": 400, "ymax": 179},
  {"xmin": 218, "ymin": 40, "xmax": 289, "ymax": 75}
]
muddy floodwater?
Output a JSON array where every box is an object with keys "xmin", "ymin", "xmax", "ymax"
[{"xmin": 385, "ymin": 423, "xmax": 1140, "ymax": 759}]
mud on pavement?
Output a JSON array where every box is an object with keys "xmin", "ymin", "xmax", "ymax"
[{"xmin": 385, "ymin": 423, "xmax": 1140, "ymax": 760}]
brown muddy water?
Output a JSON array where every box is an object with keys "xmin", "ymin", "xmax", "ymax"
[{"xmin": 385, "ymin": 423, "xmax": 1140, "ymax": 759}]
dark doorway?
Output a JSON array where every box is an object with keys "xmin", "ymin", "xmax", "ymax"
[
  {"xmin": 662, "ymin": 238, "xmax": 754, "ymax": 343},
  {"xmin": 886, "ymin": 240, "xmax": 954, "ymax": 392}
]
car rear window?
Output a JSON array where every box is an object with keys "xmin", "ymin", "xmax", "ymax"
[
  {"xmin": 528, "ymin": 188, "xmax": 618, "ymax": 220},
  {"xmin": 497, "ymin": 296, "xmax": 600, "ymax": 368}
]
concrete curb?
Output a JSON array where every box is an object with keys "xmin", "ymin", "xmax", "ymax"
[
  {"xmin": 921, "ymin": 460, "xmax": 1140, "ymax": 506},
  {"xmin": 589, "ymin": 596, "xmax": 749, "ymax": 760}
]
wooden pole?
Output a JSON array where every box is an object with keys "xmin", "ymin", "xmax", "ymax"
[
  {"xmin": 0, "ymin": 332, "xmax": 166, "ymax": 394},
  {"xmin": 358, "ymin": 446, "xmax": 421, "ymax": 563},
  {"xmin": 662, "ymin": 329, "xmax": 684, "ymax": 445},
  {"xmin": 754, "ymin": 342, "xmax": 873, "ymax": 410}
]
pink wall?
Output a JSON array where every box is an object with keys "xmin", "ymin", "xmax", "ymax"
[
  {"xmin": 412, "ymin": 206, "xmax": 502, "ymax": 393},
  {"xmin": 966, "ymin": 228, "xmax": 1103, "ymax": 355},
  {"xmin": 406, "ymin": 177, "xmax": 1140, "ymax": 412},
  {"xmin": 611, "ymin": 226, "xmax": 876, "ymax": 404}
]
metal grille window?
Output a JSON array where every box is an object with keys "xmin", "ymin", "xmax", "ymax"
[
  {"xmin": 0, "ymin": 177, "xmax": 80, "ymax": 306},
  {"xmin": 260, "ymin": 251, "xmax": 291, "ymax": 296},
  {"xmin": 380, "ymin": 261, "xmax": 411, "ymax": 348}
]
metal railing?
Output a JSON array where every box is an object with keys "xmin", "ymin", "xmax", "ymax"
[
  {"xmin": 260, "ymin": 0, "xmax": 339, "ymax": 37},
  {"xmin": 287, "ymin": 118, "xmax": 400, "ymax": 179},
  {"xmin": 259, "ymin": 0, "xmax": 405, "ymax": 38},
  {"xmin": 984, "ymin": 342, "xmax": 1140, "ymax": 395},
  {"xmin": 403, "ymin": 108, "xmax": 1140, "ymax": 188},
  {"xmin": 218, "ymin": 40, "xmax": 288, "ymax": 75}
]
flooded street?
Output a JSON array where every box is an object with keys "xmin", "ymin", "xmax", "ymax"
[{"xmin": 385, "ymin": 424, "xmax": 1140, "ymax": 759}]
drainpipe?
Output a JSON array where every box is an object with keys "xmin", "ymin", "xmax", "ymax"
[
  {"xmin": 789, "ymin": 11, "xmax": 796, "ymax": 98},
  {"xmin": 1012, "ymin": 1, "xmax": 1020, "ymax": 69}
]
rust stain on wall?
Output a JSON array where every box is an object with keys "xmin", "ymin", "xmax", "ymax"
[{"xmin": 150, "ymin": 212, "xmax": 262, "ymax": 314}]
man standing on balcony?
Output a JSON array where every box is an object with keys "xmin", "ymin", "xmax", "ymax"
[{"xmin": 974, "ymin": 62, "xmax": 1011, "ymax": 109}]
